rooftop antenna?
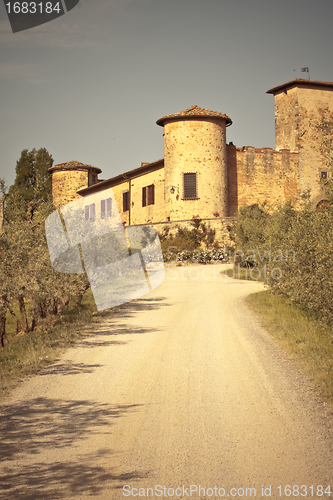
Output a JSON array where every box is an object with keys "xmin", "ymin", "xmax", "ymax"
[{"xmin": 301, "ymin": 67, "xmax": 310, "ymax": 80}]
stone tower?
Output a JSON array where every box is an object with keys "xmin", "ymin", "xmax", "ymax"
[
  {"xmin": 49, "ymin": 161, "xmax": 101, "ymax": 208},
  {"xmin": 156, "ymin": 105, "xmax": 232, "ymax": 221},
  {"xmin": 267, "ymin": 79, "xmax": 333, "ymax": 201}
]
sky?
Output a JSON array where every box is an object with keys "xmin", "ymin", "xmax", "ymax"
[{"xmin": 1, "ymin": 0, "xmax": 333, "ymax": 187}]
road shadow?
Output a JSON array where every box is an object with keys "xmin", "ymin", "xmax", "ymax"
[
  {"xmin": 0, "ymin": 397, "xmax": 147, "ymax": 499},
  {"xmin": 79, "ymin": 296, "xmax": 170, "ymax": 345},
  {"xmin": 0, "ymin": 460, "xmax": 147, "ymax": 500},
  {"xmin": 39, "ymin": 362, "xmax": 104, "ymax": 376},
  {"xmin": 79, "ymin": 325, "xmax": 159, "ymax": 347},
  {"xmin": 95, "ymin": 296, "xmax": 170, "ymax": 321}
]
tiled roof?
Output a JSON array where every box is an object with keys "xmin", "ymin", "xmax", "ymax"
[
  {"xmin": 267, "ymin": 79, "xmax": 333, "ymax": 94},
  {"xmin": 49, "ymin": 161, "xmax": 102, "ymax": 173},
  {"xmin": 156, "ymin": 105, "xmax": 232, "ymax": 126},
  {"xmin": 77, "ymin": 159, "xmax": 164, "ymax": 196}
]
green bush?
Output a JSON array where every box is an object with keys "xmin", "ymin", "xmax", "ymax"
[
  {"xmin": 234, "ymin": 186, "xmax": 333, "ymax": 323},
  {"xmin": 159, "ymin": 218, "xmax": 219, "ymax": 261}
]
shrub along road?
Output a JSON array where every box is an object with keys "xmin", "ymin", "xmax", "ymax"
[{"xmin": 0, "ymin": 265, "xmax": 332, "ymax": 499}]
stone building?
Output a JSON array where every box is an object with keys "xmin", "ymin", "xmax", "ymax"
[{"xmin": 49, "ymin": 79, "xmax": 333, "ymax": 242}]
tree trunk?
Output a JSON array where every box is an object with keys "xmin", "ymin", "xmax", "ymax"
[
  {"xmin": 8, "ymin": 303, "xmax": 22, "ymax": 334},
  {"xmin": 39, "ymin": 300, "xmax": 50, "ymax": 318},
  {"xmin": 0, "ymin": 309, "xmax": 7, "ymax": 347},
  {"xmin": 75, "ymin": 283, "xmax": 90, "ymax": 308},
  {"xmin": 18, "ymin": 295, "xmax": 29, "ymax": 334},
  {"xmin": 0, "ymin": 193, "xmax": 7, "ymax": 234}
]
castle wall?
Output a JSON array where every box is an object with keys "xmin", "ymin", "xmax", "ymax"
[
  {"xmin": 227, "ymin": 143, "xmax": 237, "ymax": 216},
  {"xmin": 163, "ymin": 118, "xmax": 228, "ymax": 220},
  {"xmin": 52, "ymin": 169, "xmax": 89, "ymax": 208},
  {"xmin": 274, "ymin": 85, "xmax": 333, "ymax": 200},
  {"xmin": 231, "ymin": 146, "xmax": 300, "ymax": 210}
]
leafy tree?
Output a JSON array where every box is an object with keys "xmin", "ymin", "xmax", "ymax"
[
  {"xmin": 0, "ymin": 179, "xmax": 7, "ymax": 234},
  {"xmin": 6, "ymin": 148, "xmax": 53, "ymax": 223},
  {"xmin": 0, "ymin": 150, "xmax": 89, "ymax": 347},
  {"xmin": 316, "ymin": 111, "xmax": 333, "ymax": 169}
]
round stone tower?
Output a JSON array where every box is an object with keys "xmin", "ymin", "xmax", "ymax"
[
  {"xmin": 156, "ymin": 105, "xmax": 232, "ymax": 221},
  {"xmin": 49, "ymin": 161, "xmax": 101, "ymax": 208}
]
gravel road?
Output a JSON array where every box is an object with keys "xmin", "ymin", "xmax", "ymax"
[{"xmin": 1, "ymin": 264, "xmax": 332, "ymax": 500}]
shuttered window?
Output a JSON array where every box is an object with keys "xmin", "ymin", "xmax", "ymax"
[
  {"xmin": 142, "ymin": 186, "xmax": 147, "ymax": 207},
  {"xmin": 85, "ymin": 203, "xmax": 95, "ymax": 221},
  {"xmin": 106, "ymin": 197, "xmax": 112, "ymax": 217},
  {"xmin": 90, "ymin": 203, "xmax": 95, "ymax": 221},
  {"xmin": 101, "ymin": 199, "xmax": 106, "ymax": 219},
  {"xmin": 123, "ymin": 191, "xmax": 130, "ymax": 212},
  {"xmin": 101, "ymin": 198, "xmax": 112, "ymax": 218},
  {"xmin": 142, "ymin": 185, "xmax": 155, "ymax": 206},
  {"xmin": 183, "ymin": 172, "xmax": 197, "ymax": 199},
  {"xmin": 148, "ymin": 184, "xmax": 155, "ymax": 205}
]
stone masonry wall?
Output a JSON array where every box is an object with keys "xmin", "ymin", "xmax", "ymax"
[
  {"xmin": 274, "ymin": 85, "xmax": 333, "ymax": 202},
  {"xmin": 163, "ymin": 118, "xmax": 228, "ymax": 220},
  {"xmin": 138, "ymin": 217, "xmax": 234, "ymax": 249},
  {"xmin": 233, "ymin": 146, "xmax": 300, "ymax": 210},
  {"xmin": 227, "ymin": 143, "xmax": 237, "ymax": 216},
  {"xmin": 52, "ymin": 170, "xmax": 89, "ymax": 208}
]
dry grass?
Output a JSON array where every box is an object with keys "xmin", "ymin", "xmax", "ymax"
[{"xmin": 246, "ymin": 290, "xmax": 333, "ymax": 403}]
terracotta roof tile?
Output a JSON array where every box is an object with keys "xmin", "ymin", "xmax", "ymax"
[
  {"xmin": 77, "ymin": 159, "xmax": 164, "ymax": 196},
  {"xmin": 156, "ymin": 105, "xmax": 232, "ymax": 126},
  {"xmin": 267, "ymin": 79, "xmax": 333, "ymax": 94}
]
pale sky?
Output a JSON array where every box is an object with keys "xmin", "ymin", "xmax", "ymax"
[{"xmin": 1, "ymin": 0, "xmax": 333, "ymax": 187}]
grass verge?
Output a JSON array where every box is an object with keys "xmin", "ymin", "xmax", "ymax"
[
  {"xmin": 224, "ymin": 265, "xmax": 262, "ymax": 281},
  {"xmin": 0, "ymin": 289, "xmax": 118, "ymax": 400},
  {"xmin": 246, "ymin": 290, "xmax": 333, "ymax": 404}
]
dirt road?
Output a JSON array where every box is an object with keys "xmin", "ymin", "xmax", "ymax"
[{"xmin": 1, "ymin": 264, "xmax": 332, "ymax": 499}]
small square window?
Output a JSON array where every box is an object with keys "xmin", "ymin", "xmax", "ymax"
[{"xmin": 321, "ymin": 171, "xmax": 328, "ymax": 179}]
